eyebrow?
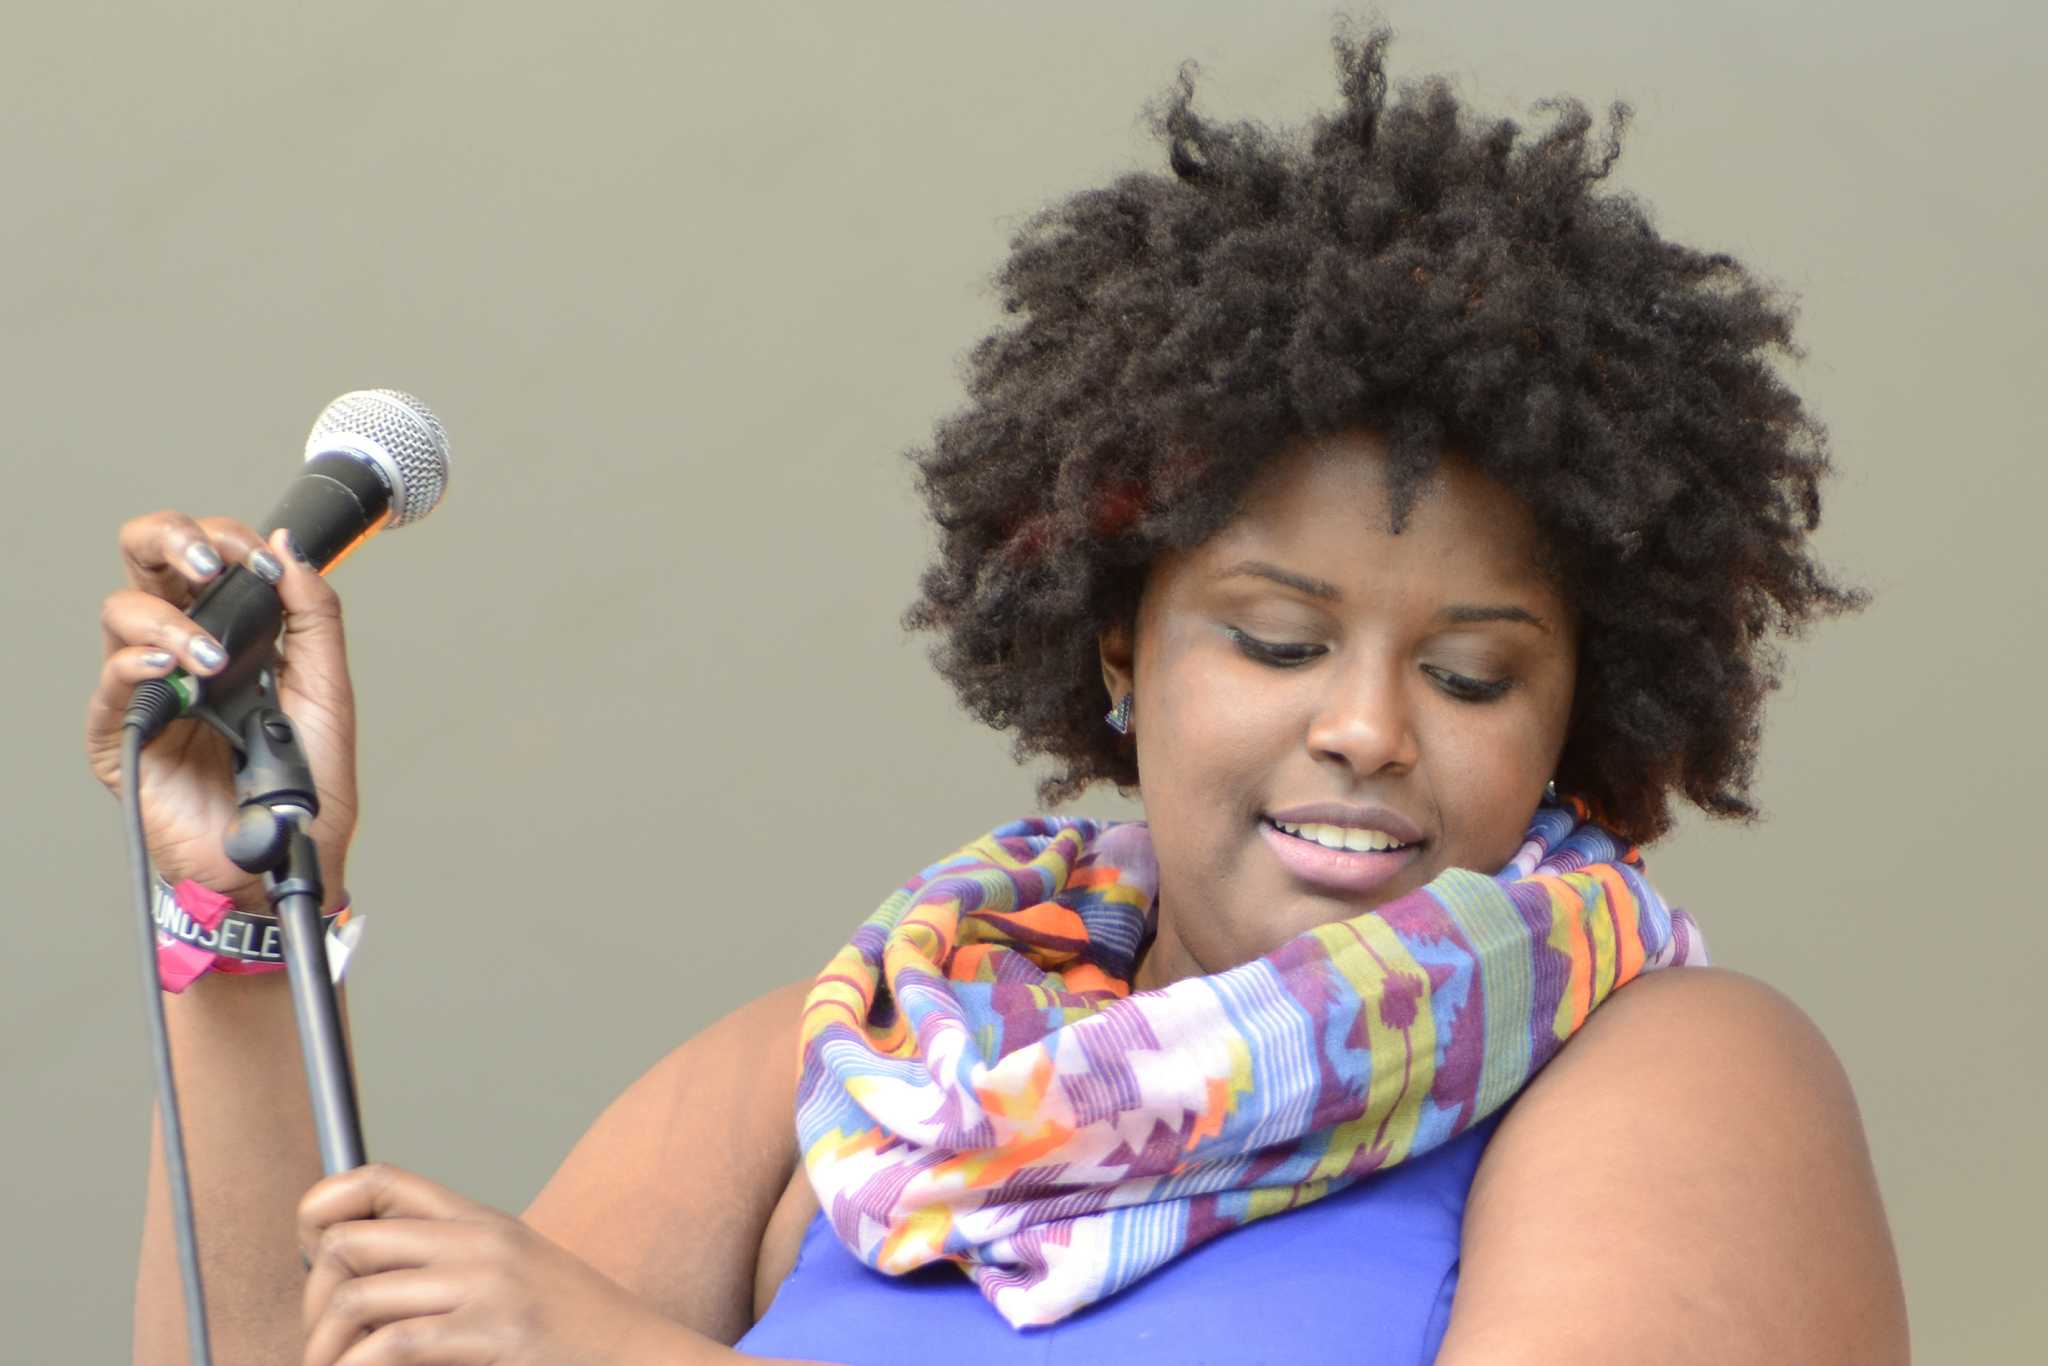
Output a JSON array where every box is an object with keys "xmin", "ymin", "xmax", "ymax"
[
  {"xmin": 1217, "ymin": 559, "xmax": 1342, "ymax": 600},
  {"xmin": 1215, "ymin": 559, "xmax": 1551, "ymax": 632},
  {"xmin": 1439, "ymin": 603, "xmax": 1550, "ymax": 632}
]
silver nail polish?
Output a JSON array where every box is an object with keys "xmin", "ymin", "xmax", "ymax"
[
  {"xmin": 140, "ymin": 649, "xmax": 175, "ymax": 670},
  {"xmin": 185, "ymin": 542, "xmax": 223, "ymax": 577},
  {"xmin": 190, "ymin": 637, "xmax": 227, "ymax": 672},
  {"xmin": 249, "ymin": 548, "xmax": 284, "ymax": 584}
]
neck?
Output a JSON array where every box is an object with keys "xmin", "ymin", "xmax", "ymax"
[{"xmin": 1130, "ymin": 912, "xmax": 1207, "ymax": 991}]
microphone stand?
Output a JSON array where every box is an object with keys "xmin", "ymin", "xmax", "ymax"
[
  {"xmin": 176, "ymin": 580, "xmax": 366, "ymax": 1175},
  {"xmin": 217, "ymin": 697, "xmax": 366, "ymax": 1175}
]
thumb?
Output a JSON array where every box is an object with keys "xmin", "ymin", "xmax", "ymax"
[{"xmin": 267, "ymin": 528, "xmax": 352, "ymax": 701}]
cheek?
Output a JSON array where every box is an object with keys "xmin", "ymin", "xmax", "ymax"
[
  {"xmin": 1428, "ymin": 697, "xmax": 1566, "ymax": 865},
  {"xmin": 1138, "ymin": 633, "xmax": 1278, "ymax": 790},
  {"xmin": 1134, "ymin": 632, "xmax": 1286, "ymax": 850}
]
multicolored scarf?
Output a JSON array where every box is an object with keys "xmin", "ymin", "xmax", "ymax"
[{"xmin": 796, "ymin": 802, "xmax": 1707, "ymax": 1328}]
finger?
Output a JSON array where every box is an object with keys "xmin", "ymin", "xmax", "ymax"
[
  {"xmin": 98, "ymin": 588, "xmax": 231, "ymax": 675},
  {"xmin": 115, "ymin": 510, "xmax": 284, "ymax": 609},
  {"xmin": 329, "ymin": 1312, "xmax": 482, "ymax": 1366},
  {"xmin": 116, "ymin": 510, "xmax": 221, "ymax": 606},
  {"xmin": 83, "ymin": 645, "xmax": 198, "ymax": 782},
  {"xmin": 97, "ymin": 589, "xmax": 232, "ymax": 671},
  {"xmin": 299, "ymin": 1165, "xmax": 487, "ymax": 1257},
  {"xmin": 195, "ymin": 514, "xmax": 288, "ymax": 586},
  {"xmin": 302, "ymin": 1218, "xmax": 490, "ymax": 1330},
  {"xmin": 303, "ymin": 1268, "xmax": 464, "ymax": 1366},
  {"xmin": 101, "ymin": 644, "xmax": 184, "ymax": 688},
  {"xmin": 268, "ymin": 528, "xmax": 354, "ymax": 707}
]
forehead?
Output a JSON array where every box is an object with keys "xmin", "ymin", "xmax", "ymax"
[{"xmin": 1178, "ymin": 430, "xmax": 1558, "ymax": 601}]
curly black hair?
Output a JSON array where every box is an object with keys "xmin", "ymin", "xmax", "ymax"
[{"xmin": 904, "ymin": 23, "xmax": 1864, "ymax": 844}]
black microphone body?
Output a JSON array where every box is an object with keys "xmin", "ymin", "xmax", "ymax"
[
  {"xmin": 262, "ymin": 446, "xmax": 397, "ymax": 569},
  {"xmin": 169, "ymin": 450, "xmax": 396, "ymax": 736}
]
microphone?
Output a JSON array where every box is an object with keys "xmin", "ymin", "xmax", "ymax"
[{"xmin": 128, "ymin": 388, "xmax": 451, "ymax": 745}]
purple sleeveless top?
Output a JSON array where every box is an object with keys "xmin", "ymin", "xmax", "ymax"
[{"xmin": 737, "ymin": 1113, "xmax": 1499, "ymax": 1365}]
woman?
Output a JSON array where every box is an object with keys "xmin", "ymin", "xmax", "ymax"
[{"xmin": 87, "ymin": 28, "xmax": 1906, "ymax": 1365}]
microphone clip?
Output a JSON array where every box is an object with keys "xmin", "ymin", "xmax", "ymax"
[{"xmin": 223, "ymin": 706, "xmax": 320, "ymax": 892}]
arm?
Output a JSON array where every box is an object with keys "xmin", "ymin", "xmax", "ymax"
[
  {"xmin": 292, "ymin": 979, "xmax": 830, "ymax": 1364},
  {"xmin": 98, "ymin": 513, "xmax": 823, "ymax": 1361},
  {"xmin": 1435, "ymin": 967, "xmax": 1908, "ymax": 1365},
  {"xmin": 518, "ymin": 977, "xmax": 812, "ymax": 1344},
  {"xmin": 135, "ymin": 974, "xmax": 340, "ymax": 1365}
]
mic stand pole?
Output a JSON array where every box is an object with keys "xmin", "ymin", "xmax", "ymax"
[{"xmin": 223, "ymin": 703, "xmax": 365, "ymax": 1175}]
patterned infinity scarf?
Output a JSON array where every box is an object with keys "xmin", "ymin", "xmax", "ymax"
[{"xmin": 796, "ymin": 802, "xmax": 1707, "ymax": 1328}]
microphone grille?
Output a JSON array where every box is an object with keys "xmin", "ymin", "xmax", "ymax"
[{"xmin": 304, "ymin": 389, "xmax": 450, "ymax": 528}]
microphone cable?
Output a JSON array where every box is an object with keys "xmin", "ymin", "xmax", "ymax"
[{"xmin": 123, "ymin": 679, "xmax": 214, "ymax": 1366}]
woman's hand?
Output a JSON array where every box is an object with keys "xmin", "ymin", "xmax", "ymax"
[
  {"xmin": 84, "ymin": 511, "xmax": 358, "ymax": 908},
  {"xmin": 299, "ymin": 1165, "xmax": 718, "ymax": 1366}
]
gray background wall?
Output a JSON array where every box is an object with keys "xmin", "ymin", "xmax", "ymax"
[{"xmin": 5, "ymin": 2, "xmax": 2038, "ymax": 1359}]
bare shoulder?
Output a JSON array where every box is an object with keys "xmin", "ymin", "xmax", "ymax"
[
  {"xmin": 1437, "ymin": 967, "xmax": 1909, "ymax": 1366},
  {"xmin": 520, "ymin": 976, "xmax": 813, "ymax": 1346}
]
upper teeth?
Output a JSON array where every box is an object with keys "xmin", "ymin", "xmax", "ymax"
[{"xmin": 1273, "ymin": 821, "xmax": 1407, "ymax": 852}]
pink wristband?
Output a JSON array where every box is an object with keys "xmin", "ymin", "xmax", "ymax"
[
  {"xmin": 153, "ymin": 877, "xmax": 354, "ymax": 993},
  {"xmin": 155, "ymin": 880, "xmax": 237, "ymax": 992}
]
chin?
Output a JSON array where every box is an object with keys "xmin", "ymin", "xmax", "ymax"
[{"xmin": 1242, "ymin": 902, "xmax": 1372, "ymax": 962}]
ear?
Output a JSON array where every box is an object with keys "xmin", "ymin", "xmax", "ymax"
[{"xmin": 1098, "ymin": 619, "xmax": 1136, "ymax": 707}]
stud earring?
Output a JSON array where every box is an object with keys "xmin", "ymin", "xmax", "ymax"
[{"xmin": 1105, "ymin": 693, "xmax": 1133, "ymax": 735}]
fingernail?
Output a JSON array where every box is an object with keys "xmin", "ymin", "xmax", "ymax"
[
  {"xmin": 284, "ymin": 531, "xmax": 311, "ymax": 565},
  {"xmin": 189, "ymin": 637, "xmax": 227, "ymax": 673},
  {"xmin": 140, "ymin": 649, "xmax": 175, "ymax": 670},
  {"xmin": 184, "ymin": 542, "xmax": 223, "ymax": 578},
  {"xmin": 248, "ymin": 548, "xmax": 284, "ymax": 584}
]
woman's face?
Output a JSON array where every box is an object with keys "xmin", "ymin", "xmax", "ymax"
[{"xmin": 1102, "ymin": 429, "xmax": 1578, "ymax": 990}]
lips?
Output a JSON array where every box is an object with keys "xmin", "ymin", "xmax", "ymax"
[
  {"xmin": 1262, "ymin": 802, "xmax": 1425, "ymax": 847},
  {"xmin": 1258, "ymin": 802, "xmax": 1427, "ymax": 897}
]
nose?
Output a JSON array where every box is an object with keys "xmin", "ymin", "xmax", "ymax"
[{"xmin": 1303, "ymin": 654, "xmax": 1420, "ymax": 779}]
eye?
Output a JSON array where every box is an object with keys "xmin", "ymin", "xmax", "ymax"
[
  {"xmin": 1227, "ymin": 628, "xmax": 1325, "ymax": 668},
  {"xmin": 1421, "ymin": 664, "xmax": 1513, "ymax": 703}
]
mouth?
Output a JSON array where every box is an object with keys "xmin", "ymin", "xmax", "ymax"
[
  {"xmin": 1257, "ymin": 814, "xmax": 1426, "ymax": 897},
  {"xmin": 1262, "ymin": 817, "xmax": 1418, "ymax": 854}
]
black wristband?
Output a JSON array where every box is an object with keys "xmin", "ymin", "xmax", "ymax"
[{"xmin": 151, "ymin": 876, "xmax": 347, "ymax": 966}]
